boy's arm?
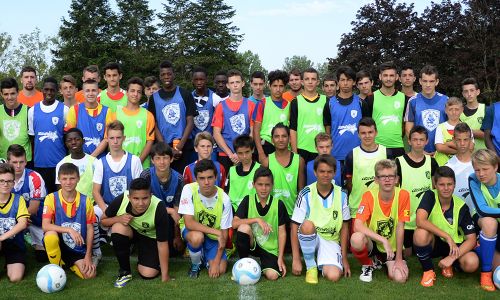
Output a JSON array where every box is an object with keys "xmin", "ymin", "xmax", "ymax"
[
  {"xmin": 340, "ymin": 220, "xmax": 351, "ymax": 277},
  {"xmin": 139, "ymin": 140, "xmax": 154, "ymax": 163},
  {"xmin": 278, "ymin": 224, "xmax": 287, "ymax": 276},
  {"xmin": 290, "ymin": 222, "xmax": 302, "ymax": 275},
  {"xmin": 157, "ymin": 241, "xmax": 170, "ymax": 281},
  {"xmin": 213, "ymin": 127, "xmax": 233, "ymax": 157},
  {"xmin": 253, "ymin": 121, "xmax": 266, "ymax": 163},
  {"xmin": 183, "ymin": 214, "xmax": 221, "ymax": 237},
  {"xmin": 395, "ymin": 221, "xmax": 405, "ymax": 261},
  {"xmin": 298, "ymin": 157, "xmax": 305, "ymax": 191},
  {"xmin": 92, "ymin": 183, "xmax": 107, "ymax": 213},
  {"xmin": 353, "ymin": 219, "xmax": 392, "ymax": 254},
  {"xmin": 290, "ymin": 130, "xmax": 298, "ymax": 153},
  {"xmin": 91, "ymin": 140, "xmax": 108, "ymax": 158}
]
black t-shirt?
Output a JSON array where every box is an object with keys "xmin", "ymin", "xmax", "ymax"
[
  {"xmin": 236, "ymin": 195, "xmax": 289, "ymax": 226},
  {"xmin": 395, "ymin": 154, "xmax": 439, "ymax": 182},
  {"xmin": 418, "ymin": 190, "xmax": 475, "ymax": 236},
  {"xmin": 289, "ymin": 95, "xmax": 330, "ymax": 131},
  {"xmin": 462, "ymin": 105, "xmax": 478, "ymax": 117},
  {"xmin": 148, "ymin": 86, "xmax": 198, "ymax": 120},
  {"xmin": 322, "ymin": 95, "xmax": 356, "ymax": 126},
  {"xmin": 105, "ymin": 194, "xmax": 170, "ymax": 242},
  {"xmin": 361, "ymin": 90, "xmax": 410, "ymax": 118},
  {"xmin": 140, "ymin": 168, "xmax": 184, "ymax": 207}
]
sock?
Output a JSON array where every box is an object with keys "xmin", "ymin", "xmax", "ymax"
[
  {"xmin": 479, "ymin": 231, "xmax": 497, "ymax": 272},
  {"xmin": 351, "ymin": 245, "xmax": 373, "ymax": 266},
  {"xmin": 70, "ymin": 265, "xmax": 84, "ymax": 279},
  {"xmin": 44, "ymin": 234, "xmax": 63, "ymax": 266},
  {"xmin": 111, "ymin": 233, "xmax": 131, "ymax": 274},
  {"xmin": 92, "ymin": 223, "xmax": 101, "ymax": 256},
  {"xmin": 187, "ymin": 242, "xmax": 203, "ymax": 266},
  {"xmin": 34, "ymin": 249, "xmax": 49, "ymax": 263},
  {"xmin": 414, "ymin": 244, "xmax": 434, "ymax": 271},
  {"xmin": 236, "ymin": 231, "xmax": 251, "ymax": 258},
  {"xmin": 298, "ymin": 233, "xmax": 317, "ymax": 270}
]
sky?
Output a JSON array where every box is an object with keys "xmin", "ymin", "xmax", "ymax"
[{"xmin": 0, "ymin": 0, "xmax": 430, "ymax": 71}]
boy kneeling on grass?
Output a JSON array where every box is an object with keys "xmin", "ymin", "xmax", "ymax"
[
  {"xmin": 42, "ymin": 163, "xmax": 96, "ymax": 279},
  {"xmin": 232, "ymin": 167, "xmax": 288, "ymax": 280}
]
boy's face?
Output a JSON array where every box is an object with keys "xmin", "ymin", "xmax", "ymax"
[
  {"xmin": 288, "ymin": 74, "xmax": 302, "ymax": 92},
  {"xmin": 152, "ymin": 154, "xmax": 173, "ymax": 173},
  {"xmin": 65, "ymin": 132, "xmax": 84, "ymax": 154},
  {"xmin": 160, "ymin": 67, "xmax": 175, "ymax": 89},
  {"xmin": 271, "ymin": 128, "xmax": 289, "ymax": 150},
  {"xmin": 435, "ymin": 177, "xmax": 455, "ymax": 200},
  {"xmin": 144, "ymin": 83, "xmax": 160, "ymax": 98},
  {"xmin": 214, "ymin": 75, "xmax": 228, "ymax": 95},
  {"xmin": 445, "ymin": 104, "xmax": 463, "ymax": 121},
  {"xmin": 453, "ymin": 131, "xmax": 472, "ymax": 155},
  {"xmin": 42, "ymin": 82, "xmax": 57, "ymax": 102},
  {"xmin": 192, "ymin": 72, "xmax": 207, "ymax": 92},
  {"xmin": 419, "ymin": 73, "xmax": 439, "ymax": 96},
  {"xmin": 408, "ymin": 132, "xmax": 427, "ymax": 153},
  {"xmin": 83, "ymin": 83, "xmax": 99, "ymax": 105},
  {"xmin": 253, "ymin": 176, "xmax": 273, "ymax": 200},
  {"xmin": 127, "ymin": 83, "xmax": 143, "ymax": 105},
  {"xmin": 302, "ymin": 72, "xmax": 319, "ymax": 93},
  {"xmin": 107, "ymin": 129, "xmax": 125, "ymax": 151},
  {"xmin": 1, "ymin": 87, "xmax": 18, "ymax": 108},
  {"xmin": 250, "ymin": 78, "xmax": 265, "ymax": 96},
  {"xmin": 399, "ymin": 69, "xmax": 415, "ymax": 88},
  {"xmin": 129, "ymin": 189, "xmax": 151, "ymax": 214},
  {"xmin": 358, "ymin": 125, "xmax": 377, "ymax": 147},
  {"xmin": 236, "ymin": 146, "xmax": 253, "ymax": 165},
  {"xmin": 59, "ymin": 172, "xmax": 79, "ymax": 192},
  {"xmin": 314, "ymin": 162, "xmax": 335, "ymax": 186},
  {"xmin": 104, "ymin": 69, "xmax": 122, "ymax": 88},
  {"xmin": 374, "ymin": 168, "xmax": 398, "ymax": 193},
  {"xmin": 195, "ymin": 169, "xmax": 217, "ymax": 196},
  {"xmin": 316, "ymin": 140, "xmax": 332, "ymax": 155},
  {"xmin": 195, "ymin": 139, "xmax": 213, "ymax": 160},
  {"xmin": 0, "ymin": 172, "xmax": 15, "ymax": 194},
  {"xmin": 473, "ymin": 162, "xmax": 497, "ymax": 185},
  {"xmin": 269, "ymin": 79, "xmax": 285, "ymax": 99},
  {"xmin": 356, "ymin": 77, "xmax": 373, "ymax": 96},
  {"xmin": 338, "ymin": 73, "xmax": 355, "ymax": 94},
  {"xmin": 21, "ymin": 71, "xmax": 36, "ymax": 91},
  {"xmin": 379, "ymin": 69, "xmax": 398, "ymax": 89},
  {"xmin": 322, "ymin": 80, "xmax": 337, "ymax": 97},
  {"xmin": 60, "ymin": 82, "xmax": 76, "ymax": 101},
  {"xmin": 227, "ymin": 75, "xmax": 244, "ymax": 95},
  {"xmin": 462, "ymin": 84, "xmax": 480, "ymax": 103},
  {"xmin": 7, "ymin": 155, "xmax": 26, "ymax": 177}
]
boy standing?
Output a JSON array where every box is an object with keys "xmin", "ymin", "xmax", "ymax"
[
  {"xmin": 98, "ymin": 62, "xmax": 128, "ymax": 112},
  {"xmin": 60, "ymin": 75, "xmax": 77, "ymax": 108},
  {"xmin": 460, "ymin": 77, "xmax": 486, "ymax": 150}
]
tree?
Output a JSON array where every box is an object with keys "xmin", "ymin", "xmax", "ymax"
[
  {"xmin": 116, "ymin": 0, "xmax": 160, "ymax": 78},
  {"xmin": 282, "ymin": 55, "xmax": 314, "ymax": 73},
  {"xmin": 52, "ymin": 0, "xmax": 118, "ymax": 88},
  {"xmin": 235, "ymin": 50, "xmax": 267, "ymax": 96},
  {"xmin": 8, "ymin": 28, "xmax": 54, "ymax": 81},
  {"xmin": 0, "ymin": 32, "xmax": 13, "ymax": 77}
]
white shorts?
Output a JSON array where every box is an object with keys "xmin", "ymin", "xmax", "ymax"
[
  {"xmin": 316, "ymin": 236, "xmax": 343, "ymax": 271},
  {"xmin": 29, "ymin": 225, "xmax": 44, "ymax": 247}
]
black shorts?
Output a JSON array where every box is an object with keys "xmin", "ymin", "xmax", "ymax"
[
  {"xmin": 404, "ymin": 229, "xmax": 414, "ymax": 249},
  {"xmin": 0, "ymin": 240, "xmax": 26, "ymax": 265},
  {"xmin": 132, "ymin": 229, "xmax": 160, "ymax": 271},
  {"xmin": 59, "ymin": 236, "xmax": 86, "ymax": 266},
  {"xmin": 368, "ymin": 240, "xmax": 405, "ymax": 263},
  {"xmin": 250, "ymin": 243, "xmax": 281, "ymax": 276},
  {"xmin": 431, "ymin": 236, "xmax": 463, "ymax": 258}
]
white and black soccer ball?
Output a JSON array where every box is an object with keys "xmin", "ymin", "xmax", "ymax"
[
  {"xmin": 494, "ymin": 265, "xmax": 500, "ymax": 290},
  {"xmin": 36, "ymin": 264, "xmax": 66, "ymax": 293},
  {"xmin": 232, "ymin": 257, "xmax": 261, "ymax": 285}
]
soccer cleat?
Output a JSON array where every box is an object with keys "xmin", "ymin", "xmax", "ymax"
[
  {"xmin": 188, "ymin": 263, "xmax": 201, "ymax": 279},
  {"xmin": 480, "ymin": 272, "xmax": 496, "ymax": 292},
  {"xmin": 420, "ymin": 270, "xmax": 436, "ymax": 287},
  {"xmin": 114, "ymin": 274, "xmax": 132, "ymax": 288},
  {"xmin": 305, "ymin": 267, "xmax": 318, "ymax": 284},
  {"xmin": 441, "ymin": 266, "xmax": 453, "ymax": 278},
  {"xmin": 359, "ymin": 265, "xmax": 374, "ymax": 282},
  {"xmin": 372, "ymin": 256, "xmax": 383, "ymax": 270}
]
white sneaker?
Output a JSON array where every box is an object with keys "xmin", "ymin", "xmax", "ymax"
[{"xmin": 359, "ymin": 265, "xmax": 374, "ymax": 282}]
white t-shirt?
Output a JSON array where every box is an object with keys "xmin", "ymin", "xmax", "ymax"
[
  {"xmin": 92, "ymin": 152, "xmax": 143, "ymax": 184},
  {"xmin": 28, "ymin": 101, "xmax": 69, "ymax": 135},
  {"xmin": 445, "ymin": 155, "xmax": 475, "ymax": 215},
  {"xmin": 292, "ymin": 185, "xmax": 351, "ymax": 224},
  {"xmin": 178, "ymin": 184, "xmax": 233, "ymax": 230},
  {"xmin": 55, "ymin": 154, "xmax": 94, "ymax": 184},
  {"xmin": 434, "ymin": 121, "xmax": 474, "ymax": 144}
]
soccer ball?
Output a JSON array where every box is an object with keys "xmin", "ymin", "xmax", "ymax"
[
  {"xmin": 36, "ymin": 264, "xmax": 66, "ymax": 293},
  {"xmin": 232, "ymin": 257, "xmax": 261, "ymax": 285},
  {"xmin": 494, "ymin": 266, "xmax": 500, "ymax": 290}
]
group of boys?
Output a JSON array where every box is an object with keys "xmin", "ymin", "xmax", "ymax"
[{"xmin": 0, "ymin": 60, "xmax": 498, "ymax": 292}]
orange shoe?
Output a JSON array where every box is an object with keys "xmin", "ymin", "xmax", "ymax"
[
  {"xmin": 480, "ymin": 272, "xmax": 496, "ymax": 292},
  {"xmin": 420, "ymin": 270, "xmax": 436, "ymax": 287},
  {"xmin": 441, "ymin": 266, "xmax": 453, "ymax": 278}
]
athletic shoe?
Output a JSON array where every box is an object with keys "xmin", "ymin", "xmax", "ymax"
[
  {"xmin": 441, "ymin": 266, "xmax": 453, "ymax": 278},
  {"xmin": 480, "ymin": 271, "xmax": 496, "ymax": 292},
  {"xmin": 372, "ymin": 256, "xmax": 383, "ymax": 270},
  {"xmin": 359, "ymin": 265, "xmax": 374, "ymax": 282},
  {"xmin": 420, "ymin": 270, "xmax": 436, "ymax": 287},
  {"xmin": 114, "ymin": 274, "xmax": 132, "ymax": 288},
  {"xmin": 305, "ymin": 267, "xmax": 318, "ymax": 284},
  {"xmin": 188, "ymin": 263, "xmax": 201, "ymax": 279}
]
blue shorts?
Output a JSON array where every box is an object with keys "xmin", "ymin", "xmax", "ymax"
[{"xmin": 182, "ymin": 228, "xmax": 227, "ymax": 262}]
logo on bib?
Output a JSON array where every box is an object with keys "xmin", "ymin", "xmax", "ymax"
[
  {"xmin": 316, "ymin": 108, "xmax": 322, "ymax": 115},
  {"xmin": 0, "ymin": 217, "xmax": 16, "ymax": 235},
  {"xmin": 123, "ymin": 136, "xmax": 140, "ymax": 147},
  {"xmin": 422, "ymin": 109, "xmax": 440, "ymax": 131},
  {"xmin": 136, "ymin": 120, "xmax": 143, "ymax": 128},
  {"xmin": 96, "ymin": 122, "xmax": 103, "ymax": 132},
  {"xmin": 279, "ymin": 113, "xmax": 287, "ymax": 122},
  {"xmin": 394, "ymin": 101, "xmax": 401, "ymax": 109},
  {"xmin": 304, "ymin": 124, "xmax": 323, "ymax": 134},
  {"xmin": 350, "ymin": 110, "xmax": 358, "ymax": 118},
  {"xmin": 109, "ymin": 176, "xmax": 127, "ymax": 197},
  {"xmin": 338, "ymin": 124, "xmax": 357, "ymax": 135},
  {"xmin": 247, "ymin": 181, "xmax": 253, "ymax": 189},
  {"xmin": 166, "ymin": 196, "xmax": 174, "ymax": 203},
  {"xmin": 376, "ymin": 217, "xmax": 394, "ymax": 240},
  {"xmin": 285, "ymin": 173, "xmax": 294, "ymax": 182},
  {"xmin": 52, "ymin": 117, "xmax": 59, "ymax": 125},
  {"xmin": 230, "ymin": 114, "xmax": 246, "ymax": 135},
  {"xmin": 61, "ymin": 222, "xmax": 82, "ymax": 249},
  {"xmin": 380, "ymin": 115, "xmax": 399, "ymax": 125},
  {"xmin": 38, "ymin": 131, "xmax": 58, "ymax": 142},
  {"xmin": 332, "ymin": 210, "xmax": 338, "ymax": 220},
  {"xmin": 162, "ymin": 103, "xmax": 180, "ymax": 125},
  {"xmin": 3, "ymin": 120, "xmax": 20, "ymax": 141},
  {"xmin": 84, "ymin": 137, "xmax": 100, "ymax": 147},
  {"xmin": 251, "ymin": 222, "xmax": 269, "ymax": 245},
  {"xmin": 194, "ymin": 109, "xmax": 210, "ymax": 130}
]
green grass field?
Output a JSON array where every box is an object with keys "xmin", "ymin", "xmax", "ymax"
[{"xmin": 1, "ymin": 247, "xmax": 498, "ymax": 300}]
